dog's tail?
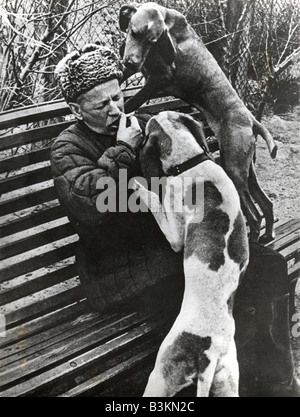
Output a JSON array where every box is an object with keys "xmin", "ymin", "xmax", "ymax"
[{"xmin": 252, "ymin": 118, "xmax": 278, "ymax": 159}]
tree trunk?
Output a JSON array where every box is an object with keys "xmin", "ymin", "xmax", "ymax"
[
  {"xmin": 226, "ymin": 0, "xmax": 244, "ymax": 33},
  {"xmin": 225, "ymin": 0, "xmax": 256, "ymax": 102},
  {"xmin": 43, "ymin": 0, "xmax": 69, "ymax": 102}
]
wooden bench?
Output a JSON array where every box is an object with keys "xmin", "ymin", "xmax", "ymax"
[{"xmin": 0, "ymin": 93, "xmax": 299, "ymax": 397}]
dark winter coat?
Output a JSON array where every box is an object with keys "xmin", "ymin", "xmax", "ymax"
[{"xmin": 50, "ymin": 118, "xmax": 184, "ymax": 312}]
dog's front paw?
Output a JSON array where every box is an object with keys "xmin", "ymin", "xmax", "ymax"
[
  {"xmin": 130, "ymin": 178, "xmax": 151, "ymax": 206},
  {"xmin": 131, "ymin": 178, "xmax": 142, "ymax": 192}
]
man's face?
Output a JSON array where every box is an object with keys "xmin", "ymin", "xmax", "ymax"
[{"xmin": 70, "ymin": 79, "xmax": 125, "ymax": 136}]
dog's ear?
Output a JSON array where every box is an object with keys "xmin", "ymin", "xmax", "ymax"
[
  {"xmin": 180, "ymin": 114, "xmax": 210, "ymax": 154},
  {"xmin": 157, "ymin": 30, "xmax": 176, "ymax": 65},
  {"xmin": 119, "ymin": 4, "xmax": 138, "ymax": 32},
  {"xmin": 140, "ymin": 129, "xmax": 162, "ymax": 181}
]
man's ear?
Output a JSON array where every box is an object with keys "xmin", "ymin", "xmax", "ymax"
[
  {"xmin": 156, "ymin": 30, "xmax": 176, "ymax": 65},
  {"xmin": 180, "ymin": 114, "xmax": 210, "ymax": 154},
  {"xmin": 119, "ymin": 4, "xmax": 138, "ymax": 32},
  {"xmin": 69, "ymin": 102, "xmax": 83, "ymax": 121}
]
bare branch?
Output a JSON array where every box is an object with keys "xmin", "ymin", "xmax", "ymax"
[
  {"xmin": 0, "ymin": 6, "xmax": 52, "ymax": 51},
  {"xmin": 265, "ymin": 27, "xmax": 272, "ymax": 75},
  {"xmin": 204, "ymin": 27, "xmax": 246, "ymax": 46},
  {"xmin": 214, "ymin": 0, "xmax": 228, "ymax": 35},
  {"xmin": 274, "ymin": 46, "xmax": 300, "ymax": 76},
  {"xmin": 39, "ymin": 1, "xmax": 116, "ymax": 61},
  {"xmin": 277, "ymin": 21, "xmax": 299, "ymax": 67}
]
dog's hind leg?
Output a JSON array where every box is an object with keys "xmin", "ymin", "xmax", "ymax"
[
  {"xmin": 239, "ymin": 187, "xmax": 263, "ymax": 242},
  {"xmin": 144, "ymin": 326, "xmax": 215, "ymax": 397},
  {"xmin": 220, "ymin": 122, "xmax": 262, "ymax": 242},
  {"xmin": 143, "ymin": 330, "xmax": 200, "ymax": 397},
  {"xmin": 210, "ymin": 339, "xmax": 239, "ymax": 397},
  {"xmin": 221, "ymin": 159, "xmax": 262, "ymax": 242},
  {"xmin": 143, "ymin": 368, "xmax": 173, "ymax": 397},
  {"xmin": 248, "ymin": 162, "xmax": 275, "ymax": 244},
  {"xmin": 210, "ymin": 293, "xmax": 240, "ymax": 397}
]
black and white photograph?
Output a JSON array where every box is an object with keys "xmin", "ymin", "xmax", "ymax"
[{"xmin": 0, "ymin": 0, "xmax": 299, "ymax": 399}]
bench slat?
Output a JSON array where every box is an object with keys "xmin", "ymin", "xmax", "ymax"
[
  {"xmin": 0, "ymin": 148, "xmax": 51, "ymax": 174},
  {"xmin": 0, "ymin": 101, "xmax": 71, "ymax": 131},
  {"xmin": 273, "ymin": 218, "xmax": 300, "ymax": 235},
  {"xmin": 98, "ymin": 359, "xmax": 155, "ymax": 398},
  {"xmin": 270, "ymin": 219, "xmax": 300, "ymax": 252},
  {"xmin": 60, "ymin": 343, "xmax": 158, "ymax": 397},
  {"xmin": 3, "ymin": 286, "xmax": 82, "ymax": 328},
  {"xmin": 0, "ymin": 187, "xmax": 57, "ymax": 217},
  {"xmin": 0, "ymin": 86, "xmax": 140, "ymax": 130},
  {"xmin": 269, "ymin": 219, "xmax": 300, "ymax": 248},
  {"xmin": 0, "ymin": 121, "xmax": 73, "ymax": 153},
  {"xmin": 0, "ymin": 311, "xmax": 119, "ymax": 364},
  {"xmin": 272, "ymin": 227, "xmax": 300, "ymax": 253},
  {"xmin": 0, "ymin": 87, "xmax": 142, "ymax": 131},
  {"xmin": 136, "ymin": 98, "xmax": 190, "ymax": 114},
  {"xmin": 0, "ymin": 166, "xmax": 52, "ymax": 194},
  {"xmin": 0, "ymin": 311, "xmax": 150, "ymax": 389},
  {"xmin": 0, "ymin": 301, "xmax": 88, "ymax": 349},
  {"xmin": 0, "ymin": 320, "xmax": 157, "ymax": 397},
  {"xmin": 0, "ymin": 241, "xmax": 77, "ymax": 283},
  {"xmin": 289, "ymin": 262, "xmax": 300, "ymax": 284},
  {"xmin": 0, "ymin": 263, "xmax": 77, "ymax": 305},
  {"xmin": 280, "ymin": 240, "xmax": 300, "ymax": 263},
  {"xmin": 0, "ymin": 222, "xmax": 76, "ymax": 261},
  {"xmin": 0, "ymin": 203, "xmax": 63, "ymax": 239}
]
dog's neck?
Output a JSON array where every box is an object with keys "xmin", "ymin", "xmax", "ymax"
[{"xmin": 161, "ymin": 139, "xmax": 205, "ymax": 175}]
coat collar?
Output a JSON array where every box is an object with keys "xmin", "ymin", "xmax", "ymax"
[{"xmin": 75, "ymin": 120, "xmax": 117, "ymax": 153}]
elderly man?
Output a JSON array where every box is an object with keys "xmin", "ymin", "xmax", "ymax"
[
  {"xmin": 51, "ymin": 44, "xmax": 299, "ymax": 397},
  {"xmin": 51, "ymin": 44, "xmax": 184, "ymax": 314}
]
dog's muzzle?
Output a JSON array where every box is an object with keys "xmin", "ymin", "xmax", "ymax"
[{"xmin": 124, "ymin": 60, "xmax": 141, "ymax": 72}]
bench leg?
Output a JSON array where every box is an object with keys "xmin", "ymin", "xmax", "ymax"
[
  {"xmin": 289, "ymin": 281, "xmax": 297, "ymax": 325},
  {"xmin": 254, "ymin": 293, "xmax": 300, "ymax": 397}
]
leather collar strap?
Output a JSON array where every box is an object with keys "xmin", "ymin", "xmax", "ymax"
[{"xmin": 168, "ymin": 153, "xmax": 212, "ymax": 177}]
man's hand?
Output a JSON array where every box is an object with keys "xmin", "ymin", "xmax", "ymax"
[{"xmin": 117, "ymin": 113, "xmax": 143, "ymax": 151}]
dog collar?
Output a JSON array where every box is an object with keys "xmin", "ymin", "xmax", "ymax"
[{"xmin": 168, "ymin": 153, "xmax": 212, "ymax": 176}]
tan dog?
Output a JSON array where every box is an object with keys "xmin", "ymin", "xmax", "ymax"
[
  {"xmin": 132, "ymin": 111, "xmax": 249, "ymax": 397},
  {"xmin": 119, "ymin": 2, "xmax": 277, "ymax": 243}
]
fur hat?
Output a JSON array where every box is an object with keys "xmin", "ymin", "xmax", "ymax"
[{"xmin": 55, "ymin": 44, "xmax": 123, "ymax": 103}]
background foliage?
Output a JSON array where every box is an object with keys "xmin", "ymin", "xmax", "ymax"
[{"xmin": 0, "ymin": 0, "xmax": 299, "ymax": 115}]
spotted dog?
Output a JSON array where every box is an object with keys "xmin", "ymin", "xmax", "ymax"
[{"xmin": 132, "ymin": 111, "xmax": 249, "ymax": 397}]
